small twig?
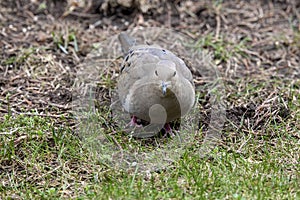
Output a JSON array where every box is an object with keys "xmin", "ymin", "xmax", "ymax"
[
  {"xmin": 69, "ymin": 11, "xmax": 100, "ymax": 18},
  {"xmin": 110, "ymin": 132, "xmax": 124, "ymax": 161},
  {"xmin": 4, "ymin": 65, "xmax": 9, "ymax": 77},
  {"xmin": 0, "ymin": 127, "xmax": 20, "ymax": 135},
  {"xmin": 32, "ymin": 165, "xmax": 62, "ymax": 182},
  {"xmin": 237, "ymin": 134, "xmax": 252, "ymax": 153},
  {"xmin": 47, "ymin": 102, "xmax": 72, "ymax": 110},
  {"xmin": 11, "ymin": 110, "xmax": 72, "ymax": 119},
  {"xmin": 215, "ymin": 13, "xmax": 221, "ymax": 39}
]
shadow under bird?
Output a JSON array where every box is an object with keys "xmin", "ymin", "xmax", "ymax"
[{"xmin": 117, "ymin": 32, "xmax": 195, "ymax": 135}]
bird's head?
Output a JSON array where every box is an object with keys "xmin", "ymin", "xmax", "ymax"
[{"xmin": 154, "ymin": 60, "xmax": 177, "ymax": 96}]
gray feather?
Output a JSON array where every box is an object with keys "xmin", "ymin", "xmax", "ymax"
[{"xmin": 117, "ymin": 33, "xmax": 195, "ymax": 124}]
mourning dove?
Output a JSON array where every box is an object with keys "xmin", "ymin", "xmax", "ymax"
[{"xmin": 117, "ymin": 32, "xmax": 195, "ymax": 134}]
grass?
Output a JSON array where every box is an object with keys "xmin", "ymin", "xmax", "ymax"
[
  {"xmin": 3, "ymin": 47, "xmax": 36, "ymax": 66},
  {"xmin": 52, "ymin": 31, "xmax": 79, "ymax": 54},
  {"xmin": 194, "ymin": 33, "xmax": 250, "ymax": 63},
  {"xmin": 1, "ymin": 33, "xmax": 299, "ymax": 199},
  {"xmin": 1, "ymin": 79, "xmax": 299, "ymax": 199},
  {"xmin": 1, "ymin": 2, "xmax": 299, "ymax": 198},
  {"xmin": 1, "ymin": 43, "xmax": 299, "ymax": 200}
]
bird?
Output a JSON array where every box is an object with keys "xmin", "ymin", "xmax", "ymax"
[{"xmin": 117, "ymin": 32, "xmax": 195, "ymax": 136}]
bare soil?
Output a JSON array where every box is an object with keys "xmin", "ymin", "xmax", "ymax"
[{"xmin": 0, "ymin": 0, "xmax": 299, "ymax": 132}]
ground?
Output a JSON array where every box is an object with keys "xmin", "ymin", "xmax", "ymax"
[{"xmin": 0, "ymin": 0, "xmax": 299, "ymax": 199}]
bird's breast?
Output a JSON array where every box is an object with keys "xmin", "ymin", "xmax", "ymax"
[{"xmin": 124, "ymin": 83, "xmax": 182, "ymax": 122}]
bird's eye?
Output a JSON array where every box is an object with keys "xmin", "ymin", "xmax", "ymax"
[
  {"xmin": 155, "ymin": 70, "xmax": 158, "ymax": 76},
  {"xmin": 173, "ymin": 71, "xmax": 176, "ymax": 76},
  {"xmin": 124, "ymin": 55, "xmax": 129, "ymax": 62}
]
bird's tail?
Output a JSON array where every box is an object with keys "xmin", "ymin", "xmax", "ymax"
[{"xmin": 118, "ymin": 32, "xmax": 136, "ymax": 53}]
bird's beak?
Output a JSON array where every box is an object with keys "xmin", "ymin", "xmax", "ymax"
[{"xmin": 162, "ymin": 82, "xmax": 167, "ymax": 95}]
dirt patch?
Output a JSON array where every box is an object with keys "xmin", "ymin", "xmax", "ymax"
[{"xmin": 0, "ymin": 0, "xmax": 299, "ymax": 132}]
